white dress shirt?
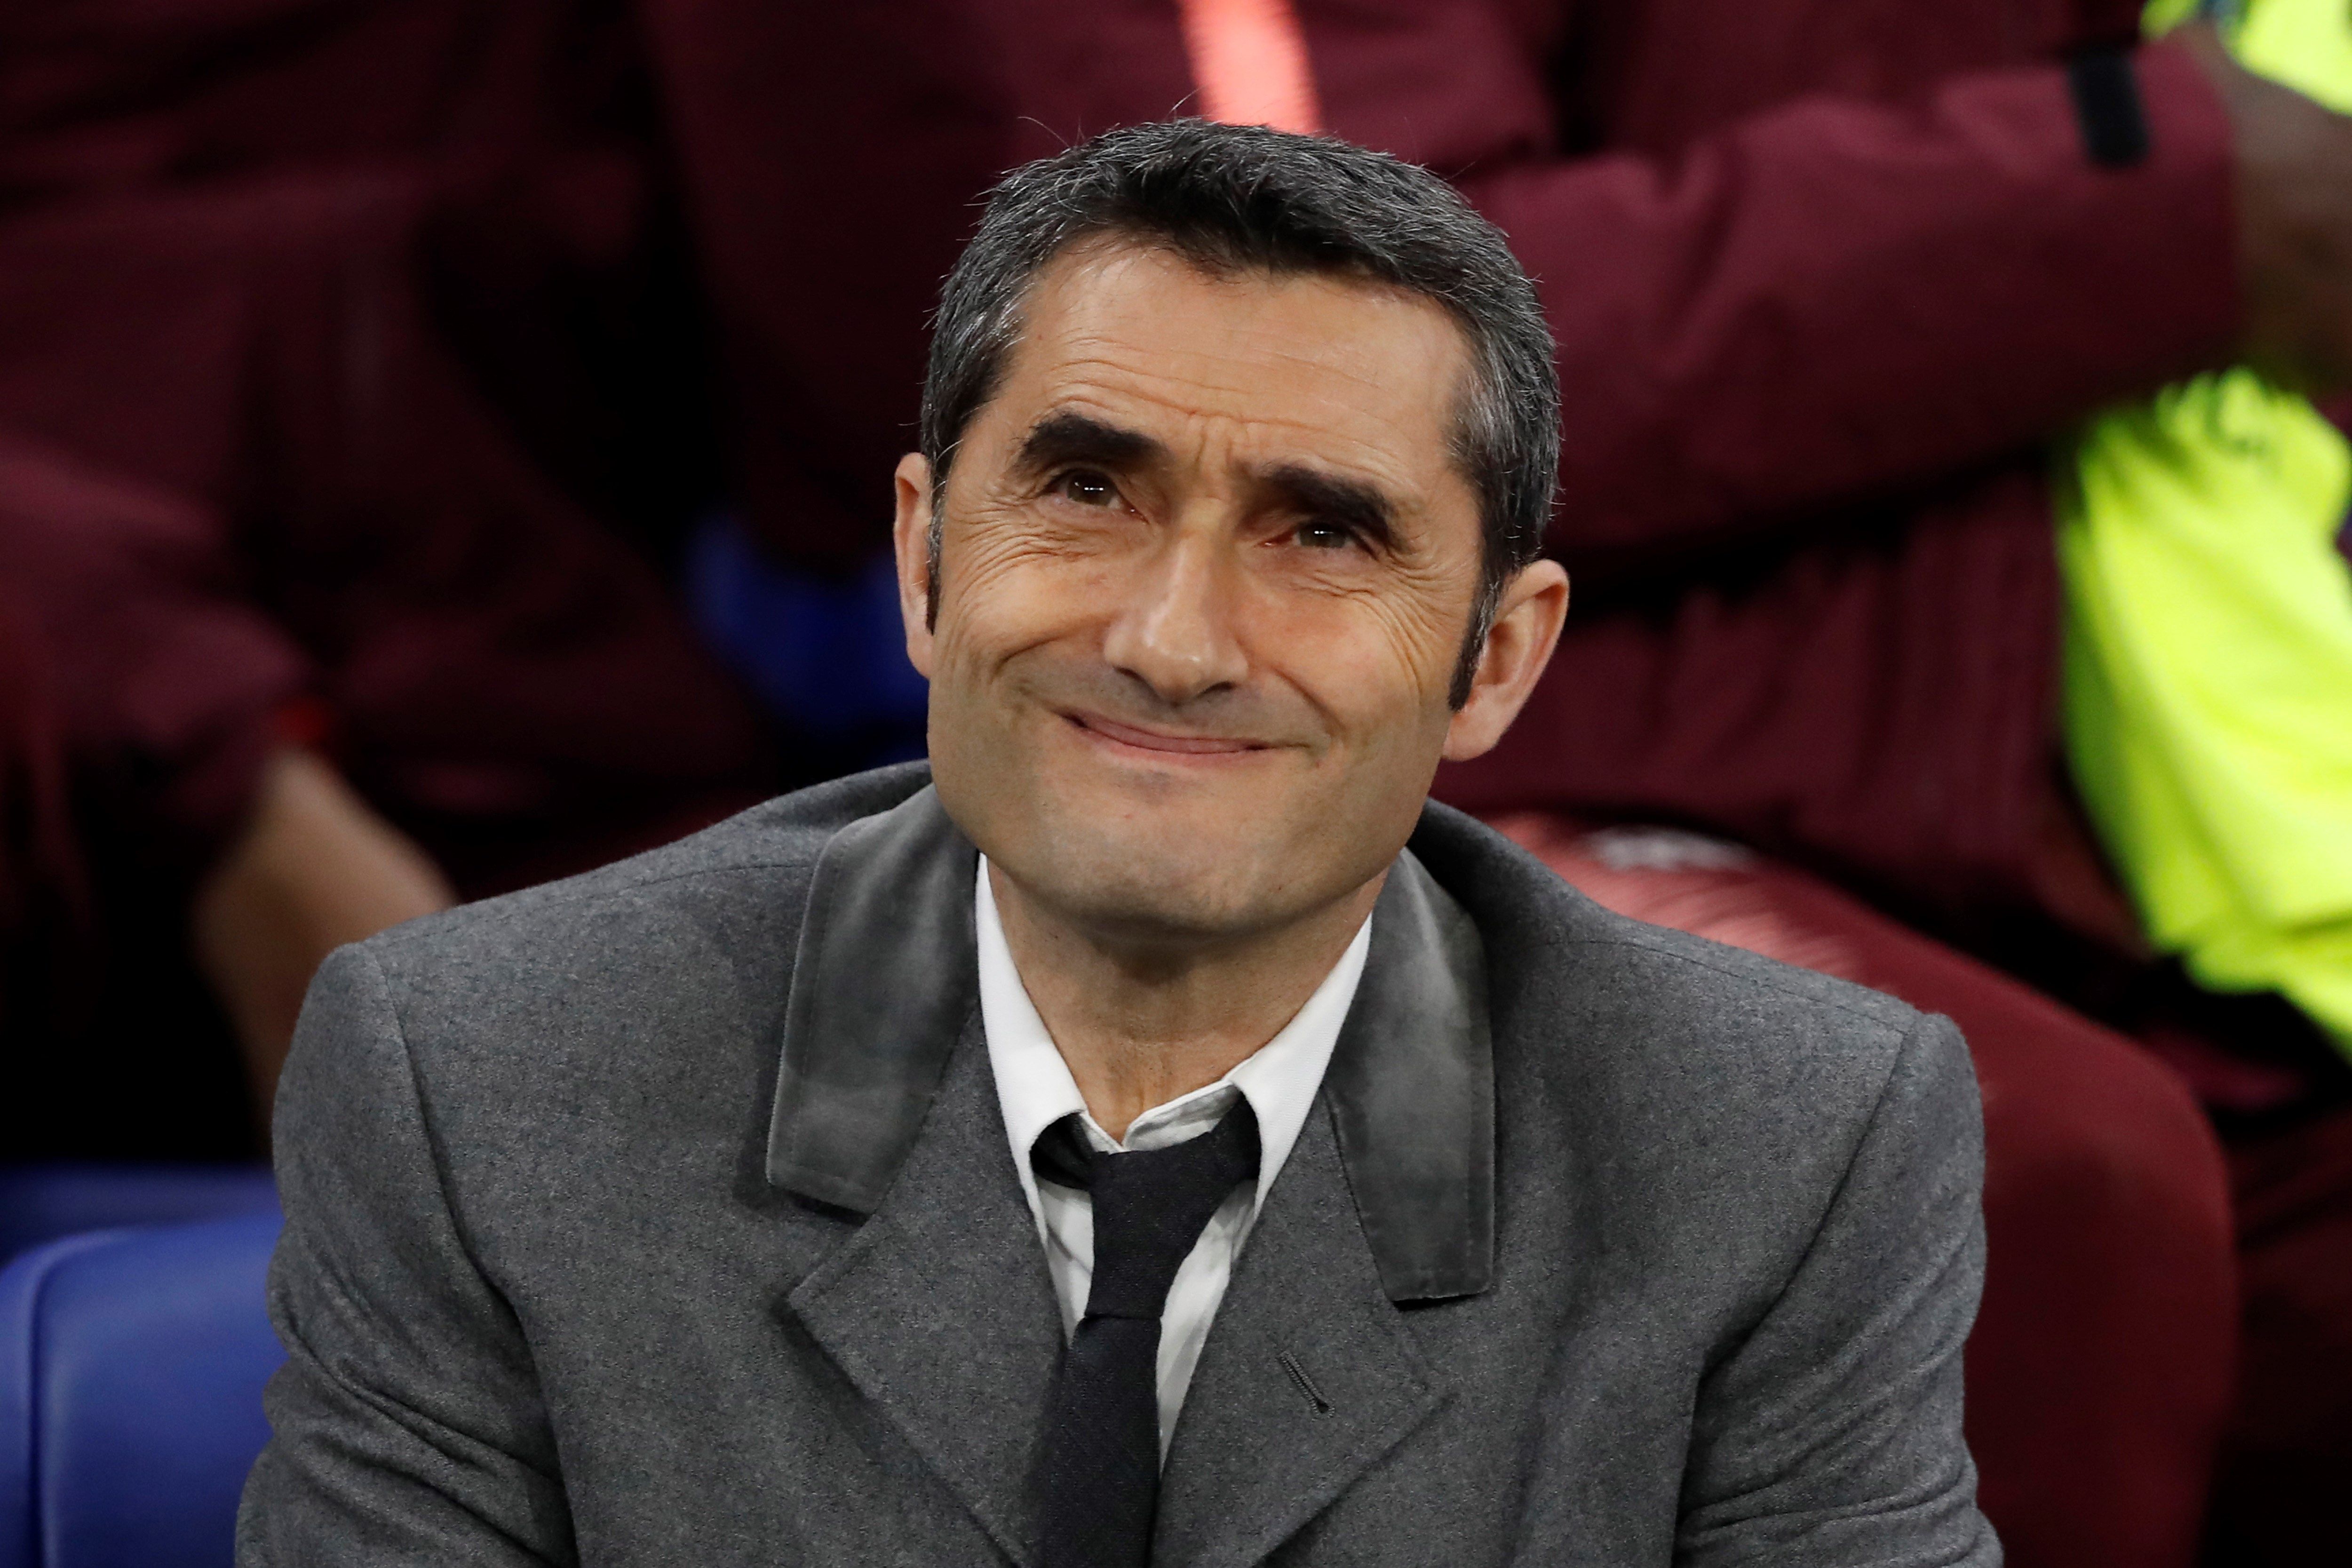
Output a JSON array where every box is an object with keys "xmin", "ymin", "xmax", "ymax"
[{"xmin": 977, "ymin": 857, "xmax": 1371, "ymax": 1457}]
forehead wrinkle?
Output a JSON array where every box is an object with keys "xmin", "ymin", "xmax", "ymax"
[
  {"xmin": 1023, "ymin": 258, "xmax": 1466, "ymax": 419},
  {"xmin": 1018, "ymin": 355, "xmax": 1442, "ymax": 511},
  {"xmin": 1042, "ymin": 313, "xmax": 1447, "ymax": 414}
]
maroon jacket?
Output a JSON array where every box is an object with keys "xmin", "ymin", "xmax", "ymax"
[
  {"xmin": 646, "ymin": 0, "xmax": 2235, "ymax": 936},
  {"xmin": 0, "ymin": 0, "xmax": 2237, "ymax": 927},
  {"xmin": 0, "ymin": 0, "xmax": 769, "ymax": 897}
]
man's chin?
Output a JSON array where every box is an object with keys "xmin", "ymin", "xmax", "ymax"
[
  {"xmin": 1040, "ymin": 871, "xmax": 1275, "ymax": 946},
  {"xmin": 1005, "ymin": 814, "xmax": 1295, "ymax": 939}
]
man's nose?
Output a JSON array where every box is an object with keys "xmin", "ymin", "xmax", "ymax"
[{"xmin": 1100, "ymin": 527, "xmax": 1250, "ymax": 707}]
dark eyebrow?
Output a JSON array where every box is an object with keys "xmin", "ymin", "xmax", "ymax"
[
  {"xmin": 1258, "ymin": 463, "xmax": 1400, "ymax": 552},
  {"xmin": 1010, "ymin": 410, "xmax": 1166, "ymax": 480}
]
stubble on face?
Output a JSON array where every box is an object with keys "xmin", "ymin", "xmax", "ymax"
[{"xmin": 919, "ymin": 241, "xmax": 1486, "ymax": 955}]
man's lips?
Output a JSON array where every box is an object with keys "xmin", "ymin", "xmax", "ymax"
[{"xmin": 1065, "ymin": 710, "xmax": 1269, "ymax": 756}]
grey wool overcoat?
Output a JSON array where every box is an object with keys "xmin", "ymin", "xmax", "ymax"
[{"xmin": 238, "ymin": 763, "xmax": 1999, "ymax": 1566}]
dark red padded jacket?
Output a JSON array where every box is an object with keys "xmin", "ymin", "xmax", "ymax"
[
  {"xmin": 0, "ymin": 0, "xmax": 2238, "ymax": 929},
  {"xmin": 642, "ymin": 0, "xmax": 2235, "ymax": 936},
  {"xmin": 0, "ymin": 0, "xmax": 769, "ymax": 896}
]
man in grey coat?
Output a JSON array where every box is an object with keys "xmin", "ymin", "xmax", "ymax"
[{"xmin": 239, "ymin": 120, "xmax": 1997, "ymax": 1566}]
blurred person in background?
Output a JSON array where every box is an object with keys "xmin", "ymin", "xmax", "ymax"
[
  {"xmin": 0, "ymin": 0, "xmax": 2347, "ymax": 1562},
  {"xmin": 0, "ymin": 1, "xmax": 774, "ymax": 1156}
]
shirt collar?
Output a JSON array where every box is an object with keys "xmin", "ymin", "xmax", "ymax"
[{"xmin": 977, "ymin": 854, "xmax": 1370, "ymax": 1228}]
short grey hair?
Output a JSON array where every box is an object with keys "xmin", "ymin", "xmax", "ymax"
[{"xmin": 918, "ymin": 119, "xmax": 1559, "ymax": 707}]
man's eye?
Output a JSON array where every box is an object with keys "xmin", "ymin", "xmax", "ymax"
[
  {"xmin": 1050, "ymin": 470, "xmax": 1119, "ymax": 507},
  {"xmin": 1294, "ymin": 519, "xmax": 1357, "ymax": 550}
]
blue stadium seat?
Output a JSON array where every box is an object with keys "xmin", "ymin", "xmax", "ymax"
[
  {"xmin": 0, "ymin": 1166, "xmax": 277, "ymax": 1265},
  {"xmin": 684, "ymin": 512, "xmax": 929, "ymax": 758},
  {"xmin": 0, "ymin": 1212, "xmax": 284, "ymax": 1568}
]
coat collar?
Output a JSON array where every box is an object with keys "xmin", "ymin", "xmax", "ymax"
[
  {"xmin": 764, "ymin": 785, "xmax": 980, "ymax": 1212},
  {"xmin": 1324, "ymin": 832, "xmax": 1495, "ymax": 1301},
  {"xmin": 764, "ymin": 780, "xmax": 1495, "ymax": 1302}
]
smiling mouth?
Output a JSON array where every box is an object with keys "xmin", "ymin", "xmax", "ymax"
[{"xmin": 1065, "ymin": 710, "xmax": 1269, "ymax": 756}]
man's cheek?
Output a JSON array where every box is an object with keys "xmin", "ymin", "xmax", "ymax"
[
  {"xmin": 1362, "ymin": 590, "xmax": 1476, "ymax": 710},
  {"xmin": 965, "ymin": 562, "xmax": 1124, "ymax": 662},
  {"xmin": 1278, "ymin": 608, "xmax": 1449, "ymax": 726}
]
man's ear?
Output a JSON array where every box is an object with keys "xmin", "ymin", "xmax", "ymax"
[
  {"xmin": 893, "ymin": 452, "xmax": 937, "ymax": 679},
  {"xmin": 1442, "ymin": 559, "xmax": 1569, "ymax": 763}
]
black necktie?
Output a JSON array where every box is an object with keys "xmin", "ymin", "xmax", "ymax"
[{"xmin": 1030, "ymin": 1097, "xmax": 1261, "ymax": 1568}]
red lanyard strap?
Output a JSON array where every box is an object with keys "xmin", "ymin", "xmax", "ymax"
[{"xmin": 1176, "ymin": 0, "xmax": 1323, "ymax": 132}]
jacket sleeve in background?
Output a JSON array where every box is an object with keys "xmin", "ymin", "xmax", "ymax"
[
  {"xmin": 1460, "ymin": 40, "xmax": 2239, "ymax": 586},
  {"xmin": 1675, "ymin": 1012, "xmax": 1997, "ymax": 1566},
  {"xmin": 0, "ymin": 0, "xmax": 611, "ymax": 206},
  {"xmin": 238, "ymin": 942, "xmax": 575, "ymax": 1565},
  {"xmin": 0, "ymin": 431, "xmax": 307, "ymax": 878}
]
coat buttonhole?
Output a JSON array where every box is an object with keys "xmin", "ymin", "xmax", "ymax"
[{"xmin": 1279, "ymin": 1349, "xmax": 1333, "ymax": 1416}]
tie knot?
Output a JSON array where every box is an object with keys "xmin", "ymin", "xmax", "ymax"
[{"xmin": 1032, "ymin": 1097, "xmax": 1261, "ymax": 1320}]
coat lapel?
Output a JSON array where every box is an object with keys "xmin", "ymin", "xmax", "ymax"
[
  {"xmin": 762, "ymin": 781, "xmax": 1497, "ymax": 1568},
  {"xmin": 1153, "ymin": 1104, "xmax": 1448, "ymax": 1568},
  {"xmin": 766, "ymin": 785, "xmax": 979, "ymax": 1210},
  {"xmin": 783, "ymin": 1016, "xmax": 1062, "ymax": 1566}
]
